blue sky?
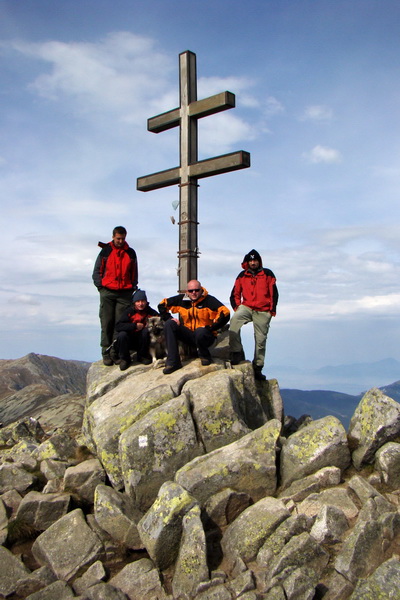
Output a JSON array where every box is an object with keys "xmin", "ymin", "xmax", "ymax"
[{"xmin": 1, "ymin": 0, "xmax": 399, "ymax": 392}]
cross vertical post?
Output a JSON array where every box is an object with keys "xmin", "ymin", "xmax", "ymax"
[
  {"xmin": 137, "ymin": 50, "xmax": 250, "ymax": 292},
  {"xmin": 179, "ymin": 51, "xmax": 198, "ymax": 289}
]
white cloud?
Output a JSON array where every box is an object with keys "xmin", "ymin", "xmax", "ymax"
[
  {"xmin": 10, "ymin": 32, "xmax": 173, "ymax": 123},
  {"xmin": 8, "ymin": 294, "xmax": 40, "ymax": 306},
  {"xmin": 198, "ymin": 75, "xmax": 254, "ymax": 99},
  {"xmin": 330, "ymin": 293, "xmax": 400, "ymax": 316},
  {"xmin": 301, "ymin": 105, "xmax": 333, "ymax": 121},
  {"xmin": 199, "ymin": 112, "xmax": 255, "ymax": 156},
  {"xmin": 303, "ymin": 145, "xmax": 342, "ymax": 164},
  {"xmin": 264, "ymin": 95, "xmax": 285, "ymax": 117}
]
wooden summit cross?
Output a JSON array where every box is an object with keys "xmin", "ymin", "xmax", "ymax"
[{"xmin": 137, "ymin": 50, "xmax": 250, "ymax": 292}]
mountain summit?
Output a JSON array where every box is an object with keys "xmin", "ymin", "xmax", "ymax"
[{"xmin": 0, "ymin": 353, "xmax": 90, "ymax": 431}]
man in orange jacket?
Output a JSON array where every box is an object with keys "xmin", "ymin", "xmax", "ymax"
[
  {"xmin": 158, "ymin": 280, "xmax": 230, "ymax": 374},
  {"xmin": 229, "ymin": 249, "xmax": 278, "ymax": 381}
]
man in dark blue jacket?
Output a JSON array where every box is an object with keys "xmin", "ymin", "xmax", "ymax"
[{"xmin": 114, "ymin": 290, "xmax": 158, "ymax": 371}]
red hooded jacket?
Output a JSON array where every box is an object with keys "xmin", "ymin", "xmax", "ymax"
[
  {"xmin": 230, "ymin": 250, "xmax": 278, "ymax": 315},
  {"xmin": 92, "ymin": 241, "xmax": 138, "ymax": 291}
]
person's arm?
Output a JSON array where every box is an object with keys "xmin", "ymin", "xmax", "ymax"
[
  {"xmin": 115, "ymin": 308, "xmax": 137, "ymax": 333},
  {"xmin": 272, "ymin": 281, "xmax": 279, "ymax": 315},
  {"xmin": 230, "ymin": 276, "xmax": 242, "ymax": 310},
  {"xmin": 130, "ymin": 249, "xmax": 138, "ymax": 289},
  {"xmin": 264, "ymin": 269, "xmax": 278, "ymax": 316},
  {"xmin": 209, "ymin": 304, "xmax": 230, "ymax": 331},
  {"xmin": 158, "ymin": 295, "xmax": 181, "ymax": 321},
  {"xmin": 92, "ymin": 253, "xmax": 103, "ymax": 289}
]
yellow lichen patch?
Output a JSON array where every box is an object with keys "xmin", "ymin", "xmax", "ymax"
[
  {"xmin": 153, "ymin": 411, "xmax": 178, "ymax": 431},
  {"xmin": 179, "ymin": 555, "xmax": 201, "ymax": 574},
  {"xmin": 204, "ymin": 416, "xmax": 232, "ymax": 436},
  {"xmin": 253, "ymin": 425, "xmax": 280, "ymax": 455},
  {"xmin": 100, "ymin": 448, "xmax": 121, "ymax": 482}
]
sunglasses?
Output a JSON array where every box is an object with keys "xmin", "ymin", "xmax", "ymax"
[{"xmin": 187, "ymin": 288, "xmax": 201, "ymax": 293}]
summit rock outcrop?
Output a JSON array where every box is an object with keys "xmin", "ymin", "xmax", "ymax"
[{"xmin": 1, "ymin": 354, "xmax": 400, "ymax": 599}]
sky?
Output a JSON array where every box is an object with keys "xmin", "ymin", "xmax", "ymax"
[{"xmin": 1, "ymin": 0, "xmax": 399, "ymax": 393}]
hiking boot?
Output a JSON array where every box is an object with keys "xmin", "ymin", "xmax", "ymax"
[
  {"xmin": 119, "ymin": 359, "xmax": 130, "ymax": 371},
  {"xmin": 163, "ymin": 364, "xmax": 182, "ymax": 375},
  {"xmin": 200, "ymin": 358, "xmax": 212, "ymax": 366},
  {"xmin": 253, "ymin": 365, "xmax": 266, "ymax": 381},
  {"xmin": 230, "ymin": 351, "xmax": 245, "ymax": 365},
  {"xmin": 102, "ymin": 355, "xmax": 113, "ymax": 366},
  {"xmin": 109, "ymin": 343, "xmax": 119, "ymax": 364},
  {"xmin": 137, "ymin": 356, "xmax": 152, "ymax": 365}
]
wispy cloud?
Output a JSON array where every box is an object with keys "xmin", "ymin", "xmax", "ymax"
[
  {"xmin": 10, "ymin": 32, "xmax": 173, "ymax": 123},
  {"xmin": 303, "ymin": 145, "xmax": 342, "ymax": 164},
  {"xmin": 264, "ymin": 95, "xmax": 285, "ymax": 117},
  {"xmin": 301, "ymin": 105, "xmax": 333, "ymax": 121}
]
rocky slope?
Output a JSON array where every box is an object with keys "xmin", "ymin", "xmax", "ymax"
[
  {"xmin": 0, "ymin": 353, "xmax": 90, "ymax": 433},
  {"xmin": 1, "ymin": 351, "xmax": 400, "ymax": 599}
]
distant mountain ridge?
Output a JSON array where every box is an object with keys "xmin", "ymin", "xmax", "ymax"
[
  {"xmin": 1, "ymin": 353, "xmax": 399, "ymax": 432},
  {"xmin": 270, "ymin": 357, "xmax": 400, "ymax": 395},
  {"xmin": 0, "ymin": 353, "xmax": 91, "ymax": 431},
  {"xmin": 281, "ymin": 380, "xmax": 400, "ymax": 429}
]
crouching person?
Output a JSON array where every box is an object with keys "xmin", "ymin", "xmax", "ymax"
[
  {"xmin": 114, "ymin": 289, "xmax": 159, "ymax": 371},
  {"xmin": 158, "ymin": 280, "xmax": 230, "ymax": 375}
]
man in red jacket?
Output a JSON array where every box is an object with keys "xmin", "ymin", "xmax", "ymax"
[
  {"xmin": 229, "ymin": 249, "xmax": 278, "ymax": 381},
  {"xmin": 92, "ymin": 226, "xmax": 138, "ymax": 365}
]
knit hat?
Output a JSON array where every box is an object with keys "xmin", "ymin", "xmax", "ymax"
[
  {"xmin": 132, "ymin": 289, "xmax": 147, "ymax": 303},
  {"xmin": 244, "ymin": 249, "xmax": 262, "ymax": 263}
]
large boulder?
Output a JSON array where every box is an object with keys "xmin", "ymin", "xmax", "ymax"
[
  {"xmin": 375, "ymin": 441, "xmax": 400, "ymax": 488},
  {"xmin": 257, "ymin": 514, "xmax": 313, "ymax": 567},
  {"xmin": 0, "ymin": 463, "xmax": 34, "ymax": 494},
  {"xmin": 349, "ymin": 557, "xmax": 400, "ymax": 599},
  {"xmin": 32, "ymin": 508, "xmax": 104, "ymax": 581},
  {"xmin": 83, "ymin": 371, "xmax": 176, "ymax": 487},
  {"xmin": 348, "ymin": 387, "xmax": 400, "ymax": 469},
  {"xmin": 93, "ymin": 484, "xmax": 143, "ymax": 549},
  {"xmin": 181, "ymin": 370, "xmax": 253, "ymax": 452},
  {"xmin": 175, "ymin": 419, "xmax": 281, "ymax": 505},
  {"xmin": 109, "ymin": 557, "xmax": 168, "ymax": 600},
  {"xmin": 0, "ymin": 546, "xmax": 30, "ymax": 597},
  {"xmin": 15, "ymin": 490, "xmax": 71, "ymax": 531},
  {"xmin": 120, "ymin": 394, "xmax": 203, "ymax": 511},
  {"xmin": 33, "ymin": 431, "xmax": 77, "ymax": 462},
  {"xmin": 137, "ymin": 481, "xmax": 197, "ymax": 570},
  {"xmin": 335, "ymin": 502, "xmax": 400, "ymax": 584},
  {"xmin": 260, "ymin": 378, "xmax": 284, "ymax": 423},
  {"xmin": 261, "ymin": 532, "xmax": 329, "ymax": 595},
  {"xmin": 221, "ymin": 496, "xmax": 290, "ymax": 567},
  {"xmin": 63, "ymin": 458, "xmax": 106, "ymax": 504},
  {"xmin": 172, "ymin": 504, "xmax": 209, "ymax": 598},
  {"xmin": 280, "ymin": 416, "xmax": 350, "ymax": 489},
  {"xmin": 296, "ymin": 487, "xmax": 359, "ymax": 520},
  {"xmin": 278, "ymin": 466, "xmax": 341, "ymax": 502},
  {"xmin": 0, "ymin": 498, "xmax": 7, "ymax": 544},
  {"xmin": 83, "ymin": 361, "xmax": 268, "ymax": 496}
]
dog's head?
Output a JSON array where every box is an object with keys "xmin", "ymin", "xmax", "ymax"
[{"xmin": 147, "ymin": 316, "xmax": 164, "ymax": 340}]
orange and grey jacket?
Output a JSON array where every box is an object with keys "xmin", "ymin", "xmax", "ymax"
[{"xmin": 158, "ymin": 287, "xmax": 230, "ymax": 335}]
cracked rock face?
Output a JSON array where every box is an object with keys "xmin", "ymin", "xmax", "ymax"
[{"xmin": 1, "ymin": 355, "xmax": 400, "ymax": 600}]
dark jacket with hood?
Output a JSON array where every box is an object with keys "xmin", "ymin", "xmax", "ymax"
[
  {"xmin": 115, "ymin": 304, "xmax": 159, "ymax": 334},
  {"xmin": 230, "ymin": 249, "xmax": 278, "ymax": 315}
]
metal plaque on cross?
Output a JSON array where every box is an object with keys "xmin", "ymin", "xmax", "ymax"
[{"xmin": 137, "ymin": 50, "xmax": 250, "ymax": 292}]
